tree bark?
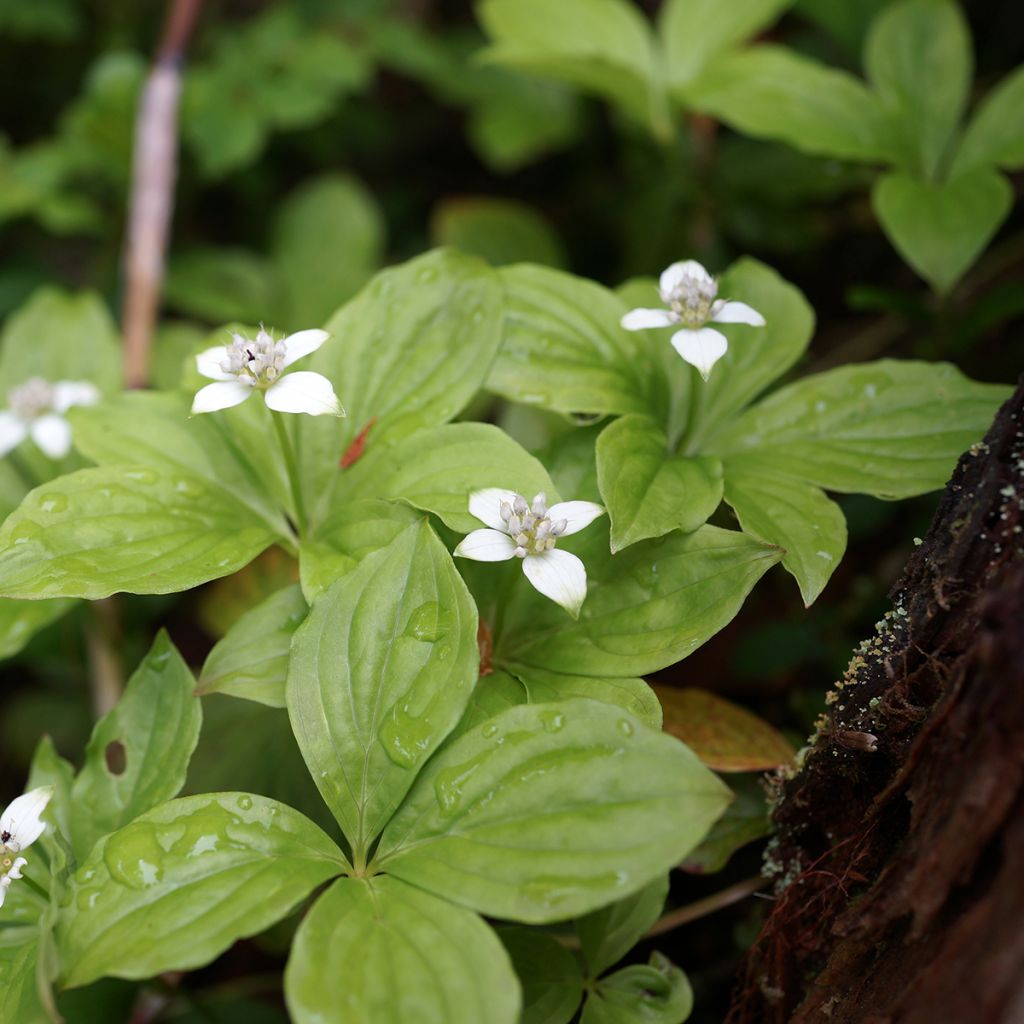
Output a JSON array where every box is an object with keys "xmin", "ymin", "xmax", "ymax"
[{"xmin": 727, "ymin": 380, "xmax": 1024, "ymax": 1024}]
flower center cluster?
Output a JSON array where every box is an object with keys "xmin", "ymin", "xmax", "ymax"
[
  {"xmin": 221, "ymin": 329, "xmax": 287, "ymax": 389},
  {"xmin": 8, "ymin": 378, "xmax": 55, "ymax": 421},
  {"xmin": 667, "ymin": 272, "xmax": 719, "ymax": 326},
  {"xmin": 499, "ymin": 492, "xmax": 567, "ymax": 558}
]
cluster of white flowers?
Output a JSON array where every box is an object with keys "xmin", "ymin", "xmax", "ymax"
[
  {"xmin": 0, "ymin": 787, "xmax": 52, "ymax": 909},
  {"xmin": 455, "ymin": 489, "xmax": 604, "ymax": 617},
  {"xmin": 192, "ymin": 327, "xmax": 343, "ymax": 417},
  {"xmin": 0, "ymin": 378, "xmax": 99, "ymax": 459},
  {"xmin": 621, "ymin": 259, "xmax": 765, "ymax": 380}
]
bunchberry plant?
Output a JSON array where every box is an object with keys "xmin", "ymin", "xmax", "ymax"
[
  {"xmin": 621, "ymin": 259, "xmax": 765, "ymax": 380},
  {"xmin": 0, "ymin": 242, "xmax": 1008, "ymax": 1024}
]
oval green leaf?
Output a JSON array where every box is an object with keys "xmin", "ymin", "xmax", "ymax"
[
  {"xmin": 376, "ymin": 699, "xmax": 732, "ymax": 923},
  {"xmin": 198, "ymin": 584, "xmax": 308, "ymax": 707},
  {"xmin": 341, "ymin": 421, "xmax": 559, "ymax": 534},
  {"xmin": 287, "ymin": 521, "xmax": 479, "ymax": 856},
  {"xmin": 57, "ymin": 794, "xmax": 346, "ymax": 988},
  {"xmin": 285, "ymin": 876, "xmax": 520, "ymax": 1024},
  {"xmin": 597, "ymin": 414, "xmax": 723, "ymax": 551},
  {"xmin": 0, "ymin": 467, "xmax": 276, "ymax": 600},
  {"xmin": 71, "ymin": 632, "xmax": 202, "ymax": 861}
]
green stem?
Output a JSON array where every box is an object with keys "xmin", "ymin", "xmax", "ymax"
[
  {"xmin": 270, "ymin": 409, "xmax": 306, "ymax": 539},
  {"xmin": 19, "ymin": 872, "xmax": 50, "ymax": 902}
]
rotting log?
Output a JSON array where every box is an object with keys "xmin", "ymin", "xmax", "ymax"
[{"xmin": 727, "ymin": 379, "xmax": 1024, "ymax": 1024}]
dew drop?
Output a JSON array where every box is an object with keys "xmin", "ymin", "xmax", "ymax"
[
  {"xmin": 125, "ymin": 468, "xmax": 158, "ymax": 485},
  {"xmin": 103, "ymin": 824, "xmax": 165, "ymax": 890},
  {"xmin": 237, "ymin": 795, "xmax": 253, "ymax": 811},
  {"xmin": 10, "ymin": 520, "xmax": 42, "ymax": 543},
  {"xmin": 404, "ymin": 601, "xmax": 449, "ymax": 643},
  {"xmin": 540, "ymin": 709, "xmax": 565, "ymax": 733},
  {"xmin": 617, "ymin": 718, "xmax": 635, "ymax": 737},
  {"xmin": 175, "ymin": 478, "xmax": 206, "ymax": 499},
  {"xmin": 38, "ymin": 493, "xmax": 68, "ymax": 514},
  {"xmin": 377, "ymin": 705, "xmax": 434, "ymax": 768}
]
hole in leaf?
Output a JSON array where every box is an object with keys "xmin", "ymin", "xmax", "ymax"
[{"xmin": 105, "ymin": 740, "xmax": 127, "ymax": 776}]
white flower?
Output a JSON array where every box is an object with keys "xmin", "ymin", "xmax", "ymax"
[
  {"xmin": 620, "ymin": 260, "xmax": 765, "ymax": 381},
  {"xmin": 0, "ymin": 378, "xmax": 100, "ymax": 459},
  {"xmin": 454, "ymin": 489, "xmax": 604, "ymax": 618},
  {"xmin": 0, "ymin": 786, "xmax": 53, "ymax": 910},
  {"xmin": 191, "ymin": 327, "xmax": 344, "ymax": 417}
]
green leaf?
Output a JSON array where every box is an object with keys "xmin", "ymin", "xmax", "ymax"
[
  {"xmin": 164, "ymin": 248, "xmax": 272, "ymax": 324},
  {"xmin": 508, "ymin": 664, "xmax": 662, "ymax": 729},
  {"xmin": 57, "ymin": 794, "xmax": 345, "ymax": 987},
  {"xmin": 710, "ymin": 359, "xmax": 1009, "ymax": 497},
  {"xmin": 342, "ymin": 421, "xmax": 559, "ymax": 534},
  {"xmin": 500, "ymin": 523, "xmax": 781, "ymax": 676},
  {"xmin": 377, "ymin": 699, "xmax": 731, "ymax": 923},
  {"xmin": 682, "ymin": 773, "xmax": 771, "ymax": 874},
  {"xmin": 597, "ymin": 415, "xmax": 723, "ymax": 551},
  {"xmin": 182, "ymin": 8, "xmax": 370, "ymax": 178},
  {"xmin": 500, "ymin": 927, "xmax": 584, "ymax": 1024},
  {"xmin": 70, "ymin": 391, "xmax": 289, "ymax": 535},
  {"xmin": 864, "ymin": 0, "xmax": 972, "ymax": 178},
  {"xmin": 478, "ymin": 0, "xmax": 665, "ymax": 133},
  {"xmin": 288, "ymin": 521, "xmax": 478, "ymax": 857},
  {"xmin": 487, "ymin": 264, "xmax": 654, "ymax": 417},
  {"xmin": 660, "ymin": 0, "xmax": 793, "ymax": 94},
  {"xmin": 0, "ymin": 942, "xmax": 47, "ymax": 1024},
  {"xmin": 952, "ymin": 65, "xmax": 1024, "ymax": 175},
  {"xmin": 685, "ymin": 257, "xmax": 815, "ymax": 450},
  {"xmin": 432, "ymin": 196, "xmax": 566, "ymax": 268},
  {"xmin": 445, "ymin": 671, "xmax": 528, "ymax": 747},
  {"xmin": 0, "ymin": 598, "xmax": 74, "ymax": 660},
  {"xmin": 686, "ymin": 46, "xmax": 897, "ymax": 162},
  {"xmin": 581, "ymin": 953, "xmax": 693, "ymax": 1024},
  {"xmin": 654, "ymin": 685, "xmax": 794, "ymax": 772},
  {"xmin": 285, "ymin": 876, "xmax": 520, "ymax": 1024},
  {"xmin": 0, "ymin": 458, "xmax": 28, "ymax": 521},
  {"xmin": 0, "ymin": 466, "xmax": 276, "ymax": 599},
  {"xmin": 300, "ymin": 499, "xmax": 421, "ymax": 602},
  {"xmin": 296, "ymin": 248, "xmax": 503, "ymax": 526},
  {"xmin": 28, "ymin": 735, "xmax": 75, "ymax": 851},
  {"xmin": 70, "ymin": 632, "xmax": 201, "ymax": 861},
  {"xmin": 723, "ymin": 459, "xmax": 846, "ymax": 605},
  {"xmin": 186, "ymin": 696, "xmax": 337, "ymax": 841},
  {"xmin": 872, "ymin": 169, "xmax": 1013, "ymax": 293},
  {"xmin": 272, "ymin": 174, "xmax": 385, "ymax": 328},
  {"xmin": 576, "ymin": 874, "xmax": 669, "ymax": 977},
  {"xmin": 0, "ymin": 286, "xmax": 121, "ymax": 394},
  {"xmin": 198, "ymin": 584, "xmax": 307, "ymax": 708}
]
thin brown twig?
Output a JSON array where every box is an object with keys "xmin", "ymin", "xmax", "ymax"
[
  {"xmin": 121, "ymin": 0, "xmax": 203, "ymax": 389},
  {"xmin": 645, "ymin": 875, "xmax": 766, "ymax": 939},
  {"xmin": 556, "ymin": 875, "xmax": 766, "ymax": 949}
]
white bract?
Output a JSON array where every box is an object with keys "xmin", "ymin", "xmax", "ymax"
[
  {"xmin": 621, "ymin": 259, "xmax": 765, "ymax": 380},
  {"xmin": 0, "ymin": 378, "xmax": 100, "ymax": 459},
  {"xmin": 0, "ymin": 786, "xmax": 53, "ymax": 910},
  {"xmin": 192, "ymin": 328, "xmax": 344, "ymax": 417},
  {"xmin": 455, "ymin": 489, "xmax": 604, "ymax": 618}
]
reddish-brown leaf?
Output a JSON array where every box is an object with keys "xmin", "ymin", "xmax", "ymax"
[{"xmin": 654, "ymin": 685, "xmax": 795, "ymax": 772}]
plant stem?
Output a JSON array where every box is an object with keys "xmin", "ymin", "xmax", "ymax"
[
  {"xmin": 270, "ymin": 409, "xmax": 306, "ymax": 539},
  {"xmin": 86, "ymin": 597, "xmax": 125, "ymax": 718},
  {"xmin": 556, "ymin": 875, "xmax": 764, "ymax": 949},
  {"xmin": 645, "ymin": 875, "xmax": 765, "ymax": 938},
  {"xmin": 19, "ymin": 873, "xmax": 50, "ymax": 902}
]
